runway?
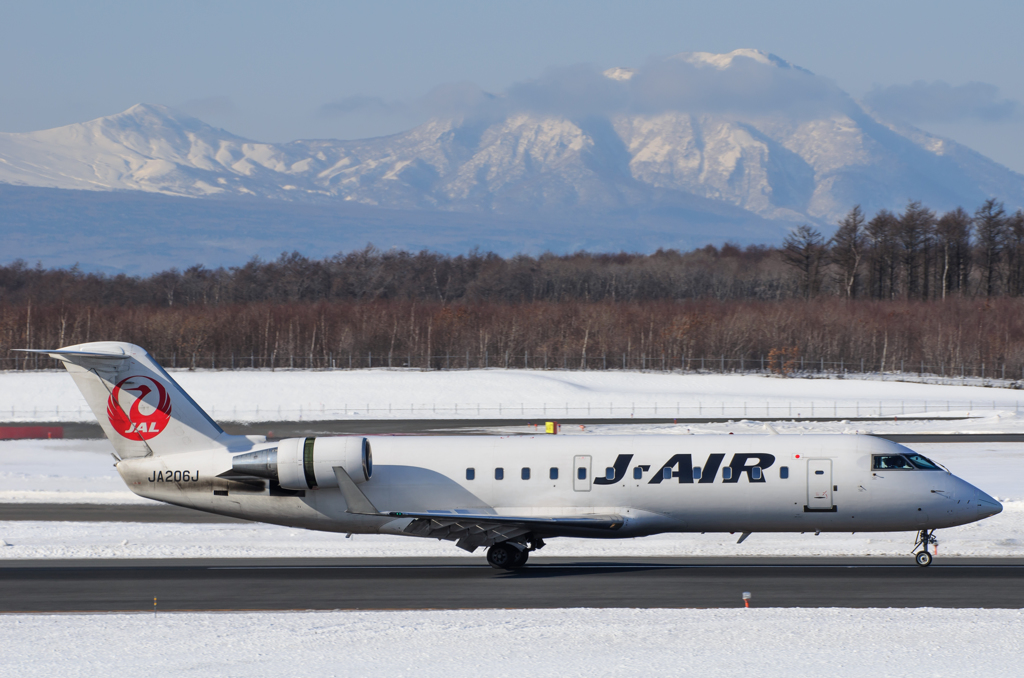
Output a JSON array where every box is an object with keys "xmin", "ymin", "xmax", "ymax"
[
  {"xmin": 2, "ymin": 557, "xmax": 1023, "ymax": 612},
  {"xmin": 11, "ymin": 418, "xmax": 1013, "ymax": 441},
  {"xmin": 0, "ymin": 503, "xmax": 247, "ymax": 523}
]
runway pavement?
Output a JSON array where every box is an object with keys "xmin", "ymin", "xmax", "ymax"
[
  {"xmin": 8, "ymin": 418, "xmax": 1015, "ymax": 441},
  {"xmin": 1, "ymin": 557, "xmax": 1022, "ymax": 612},
  {"xmin": 0, "ymin": 503, "xmax": 249, "ymax": 523}
]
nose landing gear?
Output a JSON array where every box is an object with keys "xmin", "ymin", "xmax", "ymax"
[{"xmin": 912, "ymin": 529, "xmax": 938, "ymax": 567}]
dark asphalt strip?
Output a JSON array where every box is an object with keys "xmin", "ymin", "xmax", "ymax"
[
  {"xmin": 1, "ymin": 557, "xmax": 1022, "ymax": 611},
  {"xmin": 4, "ymin": 418, "xmax": 1007, "ymax": 440}
]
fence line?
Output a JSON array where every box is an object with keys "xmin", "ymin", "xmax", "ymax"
[
  {"xmin": 4, "ymin": 351, "xmax": 1024, "ymax": 383},
  {"xmin": 3, "ymin": 399, "xmax": 1021, "ymax": 423}
]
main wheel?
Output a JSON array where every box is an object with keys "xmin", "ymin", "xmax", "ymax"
[
  {"xmin": 915, "ymin": 550, "xmax": 932, "ymax": 567},
  {"xmin": 486, "ymin": 543, "xmax": 516, "ymax": 570},
  {"xmin": 510, "ymin": 547, "xmax": 529, "ymax": 568}
]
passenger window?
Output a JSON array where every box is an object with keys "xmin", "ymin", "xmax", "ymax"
[
  {"xmin": 605, "ymin": 467, "xmax": 615, "ymax": 480},
  {"xmin": 692, "ymin": 467, "xmax": 701, "ymax": 480},
  {"xmin": 495, "ymin": 468, "xmax": 504, "ymax": 480},
  {"xmin": 550, "ymin": 467, "xmax": 558, "ymax": 480},
  {"xmin": 577, "ymin": 467, "xmax": 587, "ymax": 480},
  {"xmin": 873, "ymin": 455, "xmax": 914, "ymax": 470},
  {"xmin": 722, "ymin": 467, "xmax": 733, "ymax": 480},
  {"xmin": 780, "ymin": 466, "xmax": 789, "ymax": 479},
  {"xmin": 633, "ymin": 466, "xmax": 643, "ymax": 480},
  {"xmin": 751, "ymin": 467, "xmax": 762, "ymax": 480},
  {"xmin": 662, "ymin": 467, "xmax": 672, "ymax": 480},
  {"xmin": 814, "ymin": 470, "xmax": 824, "ymax": 475},
  {"xmin": 522, "ymin": 467, "xmax": 530, "ymax": 480},
  {"xmin": 466, "ymin": 468, "xmax": 475, "ymax": 481}
]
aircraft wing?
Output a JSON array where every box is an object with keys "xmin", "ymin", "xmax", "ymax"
[
  {"xmin": 388, "ymin": 511, "xmax": 624, "ymax": 552},
  {"xmin": 332, "ymin": 465, "xmax": 622, "ymax": 551}
]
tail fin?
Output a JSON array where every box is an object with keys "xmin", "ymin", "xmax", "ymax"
[{"xmin": 18, "ymin": 341, "xmax": 231, "ymax": 459}]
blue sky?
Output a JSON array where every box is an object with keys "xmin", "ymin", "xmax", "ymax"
[{"xmin": 2, "ymin": 0, "xmax": 1023, "ymax": 171}]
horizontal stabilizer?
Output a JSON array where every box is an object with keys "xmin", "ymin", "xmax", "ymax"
[{"xmin": 14, "ymin": 348, "xmax": 128, "ymax": 360}]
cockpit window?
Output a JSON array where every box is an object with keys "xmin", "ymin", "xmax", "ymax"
[
  {"xmin": 905, "ymin": 453, "xmax": 942, "ymax": 470},
  {"xmin": 873, "ymin": 455, "xmax": 915, "ymax": 470}
]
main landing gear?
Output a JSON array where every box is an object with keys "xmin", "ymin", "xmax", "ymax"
[
  {"xmin": 912, "ymin": 529, "xmax": 938, "ymax": 567},
  {"xmin": 486, "ymin": 537, "xmax": 545, "ymax": 570}
]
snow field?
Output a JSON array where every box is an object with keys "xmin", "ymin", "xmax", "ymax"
[
  {"xmin": 4, "ymin": 368, "xmax": 1024, "ymax": 422},
  {"xmin": 0, "ymin": 438, "xmax": 1021, "ymax": 559},
  {"xmin": 2, "ymin": 437, "xmax": 1022, "ymax": 505},
  {"xmin": 2, "ymin": 370, "xmax": 1023, "ymax": 559},
  {"xmin": 0, "ymin": 503, "xmax": 1021, "ymax": 560},
  {"xmin": 0, "ymin": 439, "xmax": 145, "ymax": 504},
  {"xmin": 1, "ymin": 608, "xmax": 1021, "ymax": 678}
]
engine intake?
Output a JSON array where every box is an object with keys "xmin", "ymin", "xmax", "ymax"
[{"xmin": 232, "ymin": 437, "xmax": 372, "ymax": 490}]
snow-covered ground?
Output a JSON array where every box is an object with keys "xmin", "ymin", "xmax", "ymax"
[
  {"xmin": 2, "ymin": 371, "xmax": 1023, "ymax": 559},
  {"xmin": 2, "ymin": 427, "xmax": 1023, "ymax": 504},
  {"xmin": 4, "ymin": 372, "xmax": 1021, "ymax": 674},
  {"xmin": 4, "ymin": 368, "xmax": 1024, "ymax": 422},
  {"xmin": 1, "ymin": 436, "xmax": 1021, "ymax": 559},
  {"xmin": 1, "ymin": 504, "xmax": 1020, "ymax": 560},
  {"xmin": 1, "ymin": 608, "xmax": 1021, "ymax": 678},
  {"xmin": 0, "ymin": 439, "xmax": 144, "ymax": 504}
]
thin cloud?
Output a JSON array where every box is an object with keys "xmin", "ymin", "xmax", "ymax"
[
  {"xmin": 318, "ymin": 95, "xmax": 408, "ymax": 118},
  {"xmin": 628, "ymin": 55, "xmax": 850, "ymax": 118},
  {"xmin": 864, "ymin": 80, "xmax": 1020, "ymax": 124},
  {"xmin": 319, "ymin": 51, "xmax": 858, "ymax": 127}
]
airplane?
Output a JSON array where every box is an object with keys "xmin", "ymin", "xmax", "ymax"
[{"xmin": 18, "ymin": 341, "xmax": 1004, "ymax": 569}]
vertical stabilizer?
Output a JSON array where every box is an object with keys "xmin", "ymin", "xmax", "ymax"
[{"xmin": 19, "ymin": 342, "xmax": 230, "ymax": 458}]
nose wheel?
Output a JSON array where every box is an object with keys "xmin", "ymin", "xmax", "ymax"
[{"xmin": 912, "ymin": 529, "xmax": 938, "ymax": 567}]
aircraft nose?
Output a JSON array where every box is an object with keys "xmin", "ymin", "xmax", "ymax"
[{"xmin": 975, "ymin": 489, "xmax": 1003, "ymax": 518}]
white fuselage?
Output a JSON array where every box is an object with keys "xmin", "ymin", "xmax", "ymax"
[{"xmin": 115, "ymin": 433, "xmax": 1000, "ymax": 541}]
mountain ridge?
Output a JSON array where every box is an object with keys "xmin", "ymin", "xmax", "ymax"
[{"xmin": 2, "ymin": 49, "xmax": 1023, "ymax": 272}]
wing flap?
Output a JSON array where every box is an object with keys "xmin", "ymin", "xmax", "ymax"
[
  {"xmin": 390, "ymin": 510, "xmax": 624, "ymax": 529},
  {"xmin": 390, "ymin": 511, "xmax": 624, "ymax": 551}
]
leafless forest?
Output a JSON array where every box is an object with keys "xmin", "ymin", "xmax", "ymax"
[{"xmin": 3, "ymin": 199, "xmax": 1024, "ymax": 377}]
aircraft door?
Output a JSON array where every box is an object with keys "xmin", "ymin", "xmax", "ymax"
[
  {"xmin": 806, "ymin": 459, "xmax": 833, "ymax": 510},
  {"xmin": 573, "ymin": 455, "xmax": 592, "ymax": 492}
]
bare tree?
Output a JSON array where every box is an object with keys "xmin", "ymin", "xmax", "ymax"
[
  {"xmin": 935, "ymin": 207, "xmax": 973, "ymax": 299},
  {"xmin": 865, "ymin": 210, "xmax": 900, "ymax": 299},
  {"xmin": 830, "ymin": 205, "xmax": 865, "ymax": 298},
  {"xmin": 974, "ymin": 199, "xmax": 1007, "ymax": 297},
  {"xmin": 1005, "ymin": 210, "xmax": 1024, "ymax": 297},
  {"xmin": 897, "ymin": 201, "xmax": 935, "ymax": 299},
  {"xmin": 781, "ymin": 225, "xmax": 828, "ymax": 299}
]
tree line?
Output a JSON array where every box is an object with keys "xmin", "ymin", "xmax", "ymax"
[
  {"xmin": 785, "ymin": 199, "xmax": 1024, "ymax": 300},
  {"xmin": 1, "ymin": 198, "xmax": 1021, "ymax": 307},
  {"xmin": 3, "ymin": 297, "xmax": 1023, "ymax": 378},
  {"xmin": 2, "ymin": 198, "xmax": 1024, "ymax": 377}
]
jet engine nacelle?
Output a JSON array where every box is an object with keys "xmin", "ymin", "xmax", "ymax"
[{"xmin": 232, "ymin": 437, "xmax": 372, "ymax": 490}]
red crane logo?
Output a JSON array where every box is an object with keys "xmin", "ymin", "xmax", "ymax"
[{"xmin": 107, "ymin": 376, "xmax": 172, "ymax": 440}]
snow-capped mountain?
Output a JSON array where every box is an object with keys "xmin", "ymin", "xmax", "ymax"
[{"xmin": 2, "ymin": 48, "xmax": 1023, "ymax": 266}]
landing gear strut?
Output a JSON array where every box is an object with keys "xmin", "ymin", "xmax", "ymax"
[
  {"xmin": 912, "ymin": 529, "xmax": 938, "ymax": 567},
  {"xmin": 486, "ymin": 537, "xmax": 545, "ymax": 570}
]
